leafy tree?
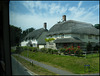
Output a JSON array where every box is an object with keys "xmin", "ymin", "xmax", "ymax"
[
  {"xmin": 94, "ymin": 24, "xmax": 100, "ymax": 29},
  {"xmin": 10, "ymin": 25, "xmax": 22, "ymax": 46},
  {"xmin": 45, "ymin": 38, "xmax": 55, "ymax": 42}
]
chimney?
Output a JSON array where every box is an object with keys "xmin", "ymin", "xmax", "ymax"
[
  {"xmin": 44, "ymin": 22, "xmax": 47, "ymax": 30},
  {"xmin": 62, "ymin": 15, "xmax": 66, "ymax": 21}
]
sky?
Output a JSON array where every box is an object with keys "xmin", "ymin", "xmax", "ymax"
[{"xmin": 9, "ymin": 1, "xmax": 99, "ymax": 31}]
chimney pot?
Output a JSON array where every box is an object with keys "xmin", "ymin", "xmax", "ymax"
[
  {"xmin": 62, "ymin": 15, "xmax": 66, "ymax": 21},
  {"xmin": 44, "ymin": 22, "xmax": 47, "ymax": 29}
]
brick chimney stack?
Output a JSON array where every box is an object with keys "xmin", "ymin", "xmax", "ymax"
[
  {"xmin": 62, "ymin": 15, "xmax": 66, "ymax": 21},
  {"xmin": 44, "ymin": 22, "xmax": 47, "ymax": 30}
]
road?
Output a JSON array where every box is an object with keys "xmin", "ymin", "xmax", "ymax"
[{"xmin": 11, "ymin": 56, "xmax": 33, "ymax": 75}]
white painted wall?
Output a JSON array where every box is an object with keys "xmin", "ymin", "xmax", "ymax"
[
  {"xmin": 21, "ymin": 41, "xmax": 28, "ymax": 46},
  {"xmin": 21, "ymin": 39, "xmax": 38, "ymax": 47},
  {"xmin": 39, "ymin": 45, "xmax": 45, "ymax": 49}
]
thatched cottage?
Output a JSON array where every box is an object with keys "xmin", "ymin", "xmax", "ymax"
[
  {"xmin": 21, "ymin": 23, "xmax": 48, "ymax": 49},
  {"xmin": 46, "ymin": 15, "xmax": 99, "ymax": 51}
]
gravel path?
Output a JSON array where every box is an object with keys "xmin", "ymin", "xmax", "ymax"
[{"xmin": 15, "ymin": 54, "xmax": 74, "ymax": 75}]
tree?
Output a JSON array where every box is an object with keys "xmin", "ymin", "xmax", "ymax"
[
  {"xmin": 45, "ymin": 38, "xmax": 55, "ymax": 42},
  {"xmin": 10, "ymin": 25, "xmax": 22, "ymax": 46},
  {"xmin": 94, "ymin": 24, "xmax": 100, "ymax": 29}
]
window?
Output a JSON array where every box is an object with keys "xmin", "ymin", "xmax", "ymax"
[
  {"xmin": 80, "ymin": 35, "xmax": 84, "ymax": 39},
  {"xmin": 61, "ymin": 34, "xmax": 64, "ymax": 38},
  {"xmin": 88, "ymin": 35, "xmax": 92, "ymax": 39}
]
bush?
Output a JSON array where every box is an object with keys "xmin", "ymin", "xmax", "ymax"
[
  {"xmin": 15, "ymin": 46, "xmax": 23, "ymax": 54},
  {"xmin": 53, "ymin": 49, "xmax": 58, "ymax": 54},
  {"xmin": 48, "ymin": 48, "xmax": 54, "ymax": 54},
  {"xmin": 40, "ymin": 48, "xmax": 48, "ymax": 53},
  {"xmin": 59, "ymin": 48, "xmax": 66, "ymax": 53},
  {"xmin": 64, "ymin": 46, "xmax": 82, "ymax": 56},
  {"xmin": 32, "ymin": 47, "xmax": 38, "ymax": 52}
]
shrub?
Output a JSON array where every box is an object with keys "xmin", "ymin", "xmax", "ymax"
[
  {"xmin": 32, "ymin": 47, "xmax": 38, "ymax": 52},
  {"xmin": 52, "ymin": 49, "xmax": 58, "ymax": 54},
  {"xmin": 59, "ymin": 48, "xmax": 66, "ymax": 53},
  {"xmin": 64, "ymin": 46, "xmax": 83, "ymax": 56},
  {"xmin": 40, "ymin": 48, "xmax": 48, "ymax": 53},
  {"xmin": 15, "ymin": 46, "xmax": 23, "ymax": 54},
  {"xmin": 48, "ymin": 48, "xmax": 54, "ymax": 54},
  {"xmin": 22, "ymin": 46, "xmax": 29, "ymax": 50}
]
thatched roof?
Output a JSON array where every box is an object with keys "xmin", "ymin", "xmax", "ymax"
[
  {"xmin": 54, "ymin": 37, "xmax": 82, "ymax": 43},
  {"xmin": 47, "ymin": 20, "xmax": 99, "ymax": 35},
  {"xmin": 37, "ymin": 31, "xmax": 48, "ymax": 45},
  {"xmin": 24, "ymin": 28, "xmax": 48, "ymax": 40}
]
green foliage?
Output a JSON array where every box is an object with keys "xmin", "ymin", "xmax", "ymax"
[
  {"xmin": 40, "ymin": 48, "xmax": 48, "ymax": 53},
  {"xmin": 52, "ymin": 49, "xmax": 58, "ymax": 54},
  {"xmin": 32, "ymin": 47, "xmax": 38, "ymax": 52},
  {"xmin": 40, "ymin": 48, "xmax": 58, "ymax": 54},
  {"xmin": 15, "ymin": 46, "xmax": 23, "ymax": 54},
  {"xmin": 94, "ymin": 24, "xmax": 100, "ymax": 29},
  {"xmin": 47, "ymin": 48, "xmax": 53, "ymax": 54},
  {"xmin": 45, "ymin": 38, "xmax": 55, "ymax": 42},
  {"xmin": 13, "ymin": 55, "xmax": 57, "ymax": 75},
  {"xmin": 63, "ymin": 46, "xmax": 83, "ymax": 56},
  {"xmin": 10, "ymin": 25, "xmax": 22, "ymax": 46},
  {"xmin": 20, "ymin": 51, "xmax": 99, "ymax": 74},
  {"xmin": 86, "ymin": 42, "xmax": 92, "ymax": 52},
  {"xmin": 11, "ymin": 49, "xmax": 16, "ymax": 53},
  {"xmin": 59, "ymin": 48, "xmax": 66, "ymax": 53}
]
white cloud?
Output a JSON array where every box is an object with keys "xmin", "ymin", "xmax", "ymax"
[
  {"xmin": 10, "ymin": 11, "xmax": 60, "ymax": 30},
  {"xmin": 22, "ymin": 1, "xmax": 68, "ymax": 15},
  {"xmin": 10, "ymin": 1, "xmax": 99, "ymax": 31},
  {"xmin": 23, "ymin": 1, "xmax": 35, "ymax": 14},
  {"xmin": 68, "ymin": 3, "xmax": 99, "ymax": 25}
]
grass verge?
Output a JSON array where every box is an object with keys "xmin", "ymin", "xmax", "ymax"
[
  {"xmin": 20, "ymin": 51, "xmax": 99, "ymax": 74},
  {"xmin": 12, "ymin": 55, "xmax": 57, "ymax": 75}
]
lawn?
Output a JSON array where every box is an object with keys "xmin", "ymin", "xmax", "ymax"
[
  {"xmin": 12, "ymin": 55, "xmax": 57, "ymax": 75},
  {"xmin": 20, "ymin": 50, "xmax": 99, "ymax": 74}
]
